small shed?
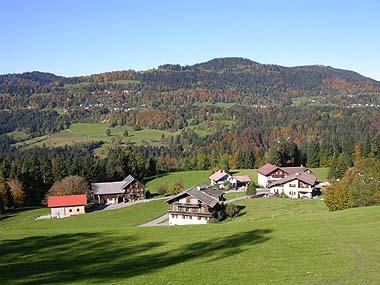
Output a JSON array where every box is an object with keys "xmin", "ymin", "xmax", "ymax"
[{"xmin": 48, "ymin": 194, "xmax": 87, "ymax": 219}]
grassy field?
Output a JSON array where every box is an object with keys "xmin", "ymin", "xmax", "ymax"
[
  {"xmin": 1, "ymin": 199, "xmax": 379, "ymax": 284},
  {"xmin": 13, "ymin": 123, "xmax": 177, "ymax": 149},
  {"xmin": 145, "ymin": 168, "xmax": 329, "ymax": 194},
  {"xmin": 12, "ymin": 123, "xmax": 212, "ymax": 150}
]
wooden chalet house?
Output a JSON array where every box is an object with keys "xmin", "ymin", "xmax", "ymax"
[
  {"xmin": 166, "ymin": 185, "xmax": 225, "ymax": 225},
  {"xmin": 48, "ymin": 194, "xmax": 87, "ymax": 219},
  {"xmin": 91, "ymin": 175, "xmax": 145, "ymax": 205}
]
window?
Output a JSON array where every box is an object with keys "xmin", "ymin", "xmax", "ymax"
[
  {"xmin": 69, "ymin": 209, "xmax": 72, "ymax": 213},
  {"xmin": 77, "ymin": 208, "xmax": 80, "ymax": 212},
  {"xmin": 289, "ymin": 183, "xmax": 296, "ymax": 187},
  {"xmin": 198, "ymin": 216, "xmax": 201, "ymax": 220},
  {"xmin": 189, "ymin": 216, "xmax": 192, "ymax": 219}
]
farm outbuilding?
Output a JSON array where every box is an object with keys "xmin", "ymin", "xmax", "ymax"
[{"xmin": 47, "ymin": 194, "xmax": 87, "ymax": 219}]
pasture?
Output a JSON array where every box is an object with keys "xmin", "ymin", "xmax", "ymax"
[
  {"xmin": 145, "ymin": 168, "xmax": 329, "ymax": 194},
  {"xmin": 1, "ymin": 199, "xmax": 379, "ymax": 284}
]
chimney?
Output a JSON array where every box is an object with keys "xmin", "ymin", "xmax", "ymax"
[
  {"xmin": 296, "ymin": 172, "xmax": 300, "ymax": 176},
  {"xmin": 197, "ymin": 185, "xmax": 201, "ymax": 191}
]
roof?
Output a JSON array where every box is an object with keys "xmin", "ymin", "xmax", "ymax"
[
  {"xmin": 268, "ymin": 172, "xmax": 317, "ymax": 188},
  {"xmin": 280, "ymin": 166, "xmax": 308, "ymax": 175},
  {"xmin": 209, "ymin": 170, "xmax": 229, "ymax": 182},
  {"xmin": 234, "ymin": 175, "xmax": 251, "ymax": 183},
  {"xmin": 166, "ymin": 185, "xmax": 224, "ymax": 208},
  {"xmin": 257, "ymin": 163, "xmax": 279, "ymax": 176},
  {"xmin": 91, "ymin": 175, "xmax": 138, "ymax": 195},
  {"xmin": 48, "ymin": 194, "xmax": 87, "ymax": 207},
  {"xmin": 122, "ymin": 174, "xmax": 138, "ymax": 186}
]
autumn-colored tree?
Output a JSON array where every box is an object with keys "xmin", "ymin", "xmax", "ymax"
[
  {"xmin": 47, "ymin": 176, "xmax": 89, "ymax": 198},
  {"xmin": 6, "ymin": 179, "xmax": 25, "ymax": 207}
]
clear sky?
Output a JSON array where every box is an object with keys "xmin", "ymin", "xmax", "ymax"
[{"xmin": 1, "ymin": 0, "xmax": 379, "ymax": 80}]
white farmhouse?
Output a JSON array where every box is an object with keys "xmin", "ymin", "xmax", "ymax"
[{"xmin": 267, "ymin": 172, "xmax": 318, "ymax": 199}]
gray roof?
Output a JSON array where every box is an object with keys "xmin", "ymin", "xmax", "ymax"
[
  {"xmin": 166, "ymin": 185, "xmax": 224, "ymax": 208},
  {"xmin": 91, "ymin": 175, "xmax": 137, "ymax": 195}
]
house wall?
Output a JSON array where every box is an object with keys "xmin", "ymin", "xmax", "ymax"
[
  {"xmin": 269, "ymin": 180, "xmax": 313, "ymax": 199},
  {"xmin": 258, "ymin": 173, "xmax": 268, "ymax": 187},
  {"xmin": 168, "ymin": 194, "xmax": 219, "ymax": 225},
  {"xmin": 213, "ymin": 175, "xmax": 237, "ymax": 189},
  {"xmin": 51, "ymin": 206, "xmax": 85, "ymax": 218},
  {"xmin": 126, "ymin": 182, "xmax": 145, "ymax": 201},
  {"xmin": 169, "ymin": 213, "xmax": 209, "ymax": 225}
]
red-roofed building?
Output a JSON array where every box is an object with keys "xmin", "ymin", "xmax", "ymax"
[
  {"xmin": 48, "ymin": 194, "xmax": 87, "ymax": 219},
  {"xmin": 267, "ymin": 172, "xmax": 318, "ymax": 199},
  {"xmin": 257, "ymin": 163, "xmax": 313, "ymax": 187},
  {"xmin": 209, "ymin": 170, "xmax": 251, "ymax": 190}
]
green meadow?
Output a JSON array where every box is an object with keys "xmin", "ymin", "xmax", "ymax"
[
  {"xmin": 12, "ymin": 123, "xmax": 212, "ymax": 150},
  {"xmin": 145, "ymin": 168, "xmax": 329, "ymax": 194},
  {"xmin": 1, "ymin": 198, "xmax": 379, "ymax": 284}
]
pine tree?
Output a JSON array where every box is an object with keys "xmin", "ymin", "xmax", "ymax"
[{"xmin": 306, "ymin": 140, "xmax": 320, "ymax": 168}]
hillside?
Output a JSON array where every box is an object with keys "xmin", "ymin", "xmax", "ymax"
[
  {"xmin": 1, "ymin": 57, "xmax": 379, "ymax": 97},
  {"xmin": 1, "ymin": 199, "xmax": 379, "ymax": 284}
]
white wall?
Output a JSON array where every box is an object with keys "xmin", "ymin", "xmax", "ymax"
[
  {"xmin": 51, "ymin": 206, "xmax": 85, "ymax": 218},
  {"xmin": 269, "ymin": 180, "xmax": 313, "ymax": 199},
  {"xmin": 258, "ymin": 173, "xmax": 268, "ymax": 187},
  {"xmin": 168, "ymin": 213, "xmax": 209, "ymax": 225}
]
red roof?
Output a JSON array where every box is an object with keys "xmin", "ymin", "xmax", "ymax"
[
  {"xmin": 268, "ymin": 172, "xmax": 317, "ymax": 188},
  {"xmin": 234, "ymin": 175, "xmax": 251, "ymax": 183},
  {"xmin": 209, "ymin": 170, "xmax": 229, "ymax": 181},
  {"xmin": 257, "ymin": 163, "xmax": 279, "ymax": 176},
  {"xmin": 280, "ymin": 166, "xmax": 308, "ymax": 175},
  {"xmin": 48, "ymin": 194, "xmax": 87, "ymax": 207}
]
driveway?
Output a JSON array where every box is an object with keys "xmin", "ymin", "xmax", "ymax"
[{"xmin": 138, "ymin": 214, "xmax": 168, "ymax": 227}]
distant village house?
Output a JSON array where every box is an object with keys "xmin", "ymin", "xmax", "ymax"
[
  {"xmin": 166, "ymin": 185, "xmax": 225, "ymax": 225},
  {"xmin": 91, "ymin": 175, "xmax": 145, "ymax": 205},
  {"xmin": 257, "ymin": 163, "xmax": 319, "ymax": 198},
  {"xmin": 257, "ymin": 163, "xmax": 313, "ymax": 188},
  {"xmin": 48, "ymin": 194, "xmax": 87, "ymax": 219},
  {"xmin": 209, "ymin": 170, "xmax": 251, "ymax": 190}
]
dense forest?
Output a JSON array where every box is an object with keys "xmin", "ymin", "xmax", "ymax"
[{"xmin": 0, "ymin": 57, "xmax": 379, "ymax": 207}]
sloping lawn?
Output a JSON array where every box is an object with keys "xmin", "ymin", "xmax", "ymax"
[{"xmin": 1, "ymin": 199, "xmax": 379, "ymax": 284}]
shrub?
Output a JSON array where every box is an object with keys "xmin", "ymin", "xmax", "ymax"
[
  {"xmin": 225, "ymin": 203, "xmax": 239, "ymax": 218},
  {"xmin": 279, "ymin": 192, "xmax": 287, "ymax": 198},
  {"xmin": 145, "ymin": 190, "xmax": 151, "ymax": 199},
  {"xmin": 223, "ymin": 181, "xmax": 231, "ymax": 191},
  {"xmin": 157, "ymin": 183, "xmax": 168, "ymax": 196},
  {"xmin": 246, "ymin": 183, "xmax": 256, "ymax": 197}
]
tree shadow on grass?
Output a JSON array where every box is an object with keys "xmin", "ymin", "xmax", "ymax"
[{"xmin": 0, "ymin": 229, "xmax": 271, "ymax": 284}]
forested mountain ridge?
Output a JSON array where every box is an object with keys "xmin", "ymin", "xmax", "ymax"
[{"xmin": 1, "ymin": 57, "xmax": 379, "ymax": 97}]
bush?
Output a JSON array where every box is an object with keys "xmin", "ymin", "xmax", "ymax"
[
  {"xmin": 324, "ymin": 158, "xmax": 380, "ymax": 211},
  {"xmin": 279, "ymin": 192, "xmax": 287, "ymax": 198},
  {"xmin": 246, "ymin": 183, "xmax": 256, "ymax": 197},
  {"xmin": 225, "ymin": 203, "xmax": 239, "ymax": 218},
  {"xmin": 223, "ymin": 181, "xmax": 231, "ymax": 191},
  {"xmin": 145, "ymin": 190, "xmax": 152, "ymax": 199},
  {"xmin": 157, "ymin": 183, "xmax": 168, "ymax": 196}
]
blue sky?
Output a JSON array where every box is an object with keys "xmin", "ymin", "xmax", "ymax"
[{"xmin": 1, "ymin": 0, "xmax": 379, "ymax": 80}]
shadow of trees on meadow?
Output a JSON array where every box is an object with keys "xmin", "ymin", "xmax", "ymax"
[{"xmin": 0, "ymin": 228, "xmax": 271, "ymax": 284}]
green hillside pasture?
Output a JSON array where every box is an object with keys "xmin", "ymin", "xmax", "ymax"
[
  {"xmin": 145, "ymin": 170, "xmax": 212, "ymax": 193},
  {"xmin": 5, "ymin": 130, "xmax": 30, "ymax": 142},
  {"xmin": 145, "ymin": 168, "xmax": 329, "ymax": 195},
  {"xmin": 1, "ymin": 199, "xmax": 379, "ymax": 284},
  {"xmin": 13, "ymin": 123, "xmax": 177, "ymax": 149}
]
